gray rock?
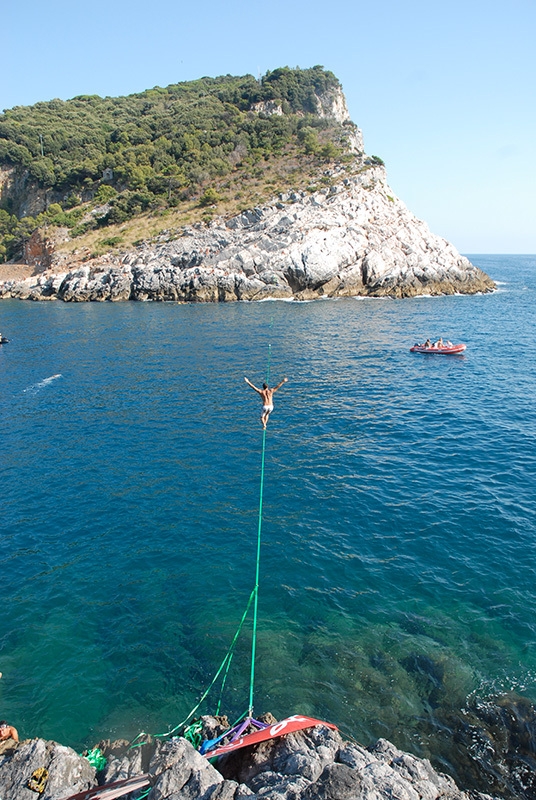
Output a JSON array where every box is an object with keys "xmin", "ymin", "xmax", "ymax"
[
  {"xmin": 301, "ymin": 762, "xmax": 363, "ymax": 800},
  {"xmin": 0, "ymin": 168, "xmax": 494, "ymax": 304},
  {"xmin": 209, "ymin": 780, "xmax": 249, "ymax": 800},
  {"xmin": 248, "ymin": 770, "xmax": 310, "ymax": 799},
  {"xmin": 148, "ymin": 737, "xmax": 226, "ymax": 800},
  {"xmin": 235, "ymin": 784, "xmax": 256, "ymax": 798},
  {"xmin": 0, "ymin": 738, "xmax": 96, "ymax": 800},
  {"xmin": 0, "ymin": 721, "xmax": 501, "ymax": 800},
  {"xmin": 98, "ymin": 736, "xmax": 156, "ymax": 784},
  {"xmin": 209, "ymin": 719, "xmax": 495, "ymax": 800},
  {"xmin": 363, "ymin": 739, "xmax": 468, "ymax": 800},
  {"xmin": 271, "ymin": 726, "xmax": 342, "ymax": 782}
]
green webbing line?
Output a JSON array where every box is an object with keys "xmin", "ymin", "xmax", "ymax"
[
  {"xmin": 132, "ymin": 336, "xmax": 275, "ymax": 745},
  {"xmin": 82, "ymin": 748, "xmax": 106, "ymax": 771},
  {"xmin": 248, "ymin": 427, "xmax": 265, "ymax": 715},
  {"xmin": 266, "ymin": 343, "xmax": 272, "ymax": 384},
  {"xmin": 184, "ymin": 720, "xmax": 203, "ymax": 748},
  {"xmin": 231, "ymin": 708, "xmax": 249, "ymax": 728},
  {"xmin": 216, "ymin": 647, "xmax": 235, "ymax": 715},
  {"xmin": 146, "ymin": 587, "xmax": 257, "ymax": 742},
  {"xmin": 248, "ymin": 342, "xmax": 271, "ymax": 716},
  {"xmin": 129, "ymin": 732, "xmax": 147, "ymax": 747}
]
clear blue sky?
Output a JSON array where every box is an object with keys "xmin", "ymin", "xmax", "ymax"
[{"xmin": 3, "ymin": 0, "xmax": 535, "ymax": 253}]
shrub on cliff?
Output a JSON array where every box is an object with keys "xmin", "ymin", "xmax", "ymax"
[
  {"xmin": 0, "ymin": 66, "xmax": 354, "ymax": 260},
  {"xmin": 199, "ymin": 188, "xmax": 222, "ymax": 207},
  {"xmin": 0, "ymin": 67, "xmax": 340, "ymax": 198},
  {"xmin": 0, "ymin": 205, "xmax": 84, "ymax": 262}
]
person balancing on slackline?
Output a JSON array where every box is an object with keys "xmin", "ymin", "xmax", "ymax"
[{"xmin": 244, "ymin": 376, "xmax": 288, "ymax": 429}]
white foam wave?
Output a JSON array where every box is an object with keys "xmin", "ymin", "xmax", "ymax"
[
  {"xmin": 23, "ymin": 374, "xmax": 62, "ymax": 394},
  {"xmin": 257, "ymin": 297, "xmax": 313, "ymax": 303},
  {"xmin": 352, "ymin": 295, "xmax": 390, "ymax": 301}
]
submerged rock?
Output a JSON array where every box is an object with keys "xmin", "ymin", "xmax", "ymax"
[
  {"xmin": 438, "ymin": 693, "xmax": 536, "ymax": 800},
  {"xmin": 0, "ymin": 167, "xmax": 495, "ymax": 303}
]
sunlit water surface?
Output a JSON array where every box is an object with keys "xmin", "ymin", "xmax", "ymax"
[{"xmin": 0, "ymin": 255, "xmax": 535, "ymax": 780}]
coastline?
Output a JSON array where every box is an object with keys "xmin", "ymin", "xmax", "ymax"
[
  {"xmin": 0, "ymin": 715, "xmax": 499, "ymax": 800},
  {"xmin": 0, "ymin": 168, "xmax": 495, "ymax": 303}
]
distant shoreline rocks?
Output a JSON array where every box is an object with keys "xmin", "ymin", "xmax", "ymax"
[{"xmin": 0, "ymin": 167, "xmax": 495, "ymax": 303}]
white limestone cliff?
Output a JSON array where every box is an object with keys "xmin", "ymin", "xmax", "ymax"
[{"xmin": 0, "ymin": 163, "xmax": 494, "ymax": 303}]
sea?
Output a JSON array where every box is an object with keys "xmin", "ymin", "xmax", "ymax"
[{"xmin": 0, "ymin": 254, "xmax": 535, "ymax": 790}]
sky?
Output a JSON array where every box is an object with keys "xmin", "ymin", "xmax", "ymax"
[{"xmin": 3, "ymin": 0, "xmax": 535, "ymax": 253}]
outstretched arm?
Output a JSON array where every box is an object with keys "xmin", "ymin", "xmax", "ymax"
[
  {"xmin": 244, "ymin": 377, "xmax": 262, "ymax": 394},
  {"xmin": 272, "ymin": 377, "xmax": 288, "ymax": 393}
]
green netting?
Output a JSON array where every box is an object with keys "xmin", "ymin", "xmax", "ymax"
[{"xmin": 82, "ymin": 747, "xmax": 107, "ymax": 771}]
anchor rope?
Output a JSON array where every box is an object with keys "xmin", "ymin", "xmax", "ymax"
[
  {"xmin": 249, "ymin": 343, "xmax": 271, "ymax": 715},
  {"xmin": 135, "ymin": 589, "xmax": 257, "ymax": 744},
  {"xmin": 131, "ymin": 340, "xmax": 273, "ymax": 747}
]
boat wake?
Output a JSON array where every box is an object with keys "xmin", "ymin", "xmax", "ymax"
[{"xmin": 23, "ymin": 374, "xmax": 62, "ymax": 394}]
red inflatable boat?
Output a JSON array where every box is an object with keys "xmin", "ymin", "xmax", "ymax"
[{"xmin": 410, "ymin": 343, "xmax": 466, "ymax": 354}]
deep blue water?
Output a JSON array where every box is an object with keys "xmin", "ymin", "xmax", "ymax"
[{"xmin": 0, "ymin": 255, "xmax": 535, "ymax": 773}]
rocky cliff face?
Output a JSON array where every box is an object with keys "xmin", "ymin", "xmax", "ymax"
[
  {"xmin": 0, "ymin": 165, "xmax": 53, "ymax": 220},
  {"xmin": 0, "ymin": 164, "xmax": 494, "ymax": 303}
]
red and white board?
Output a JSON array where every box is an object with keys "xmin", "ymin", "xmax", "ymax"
[{"xmin": 203, "ymin": 715, "xmax": 337, "ymax": 759}]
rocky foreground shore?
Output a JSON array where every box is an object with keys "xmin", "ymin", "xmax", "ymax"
[
  {"xmin": 0, "ymin": 714, "xmax": 497, "ymax": 800},
  {"xmin": 0, "ymin": 166, "xmax": 495, "ymax": 303}
]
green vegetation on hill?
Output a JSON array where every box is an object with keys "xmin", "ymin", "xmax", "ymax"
[{"xmin": 0, "ymin": 67, "xmax": 364, "ymax": 263}]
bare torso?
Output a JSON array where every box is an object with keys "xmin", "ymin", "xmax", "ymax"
[
  {"xmin": 260, "ymin": 388, "xmax": 274, "ymax": 407},
  {"xmin": 0, "ymin": 725, "xmax": 18, "ymax": 742}
]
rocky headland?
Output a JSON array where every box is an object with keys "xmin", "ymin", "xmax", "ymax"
[
  {"xmin": 0, "ymin": 714, "xmax": 496, "ymax": 800},
  {"xmin": 0, "ymin": 163, "xmax": 494, "ymax": 303},
  {"xmin": 0, "ymin": 68, "xmax": 495, "ymax": 303}
]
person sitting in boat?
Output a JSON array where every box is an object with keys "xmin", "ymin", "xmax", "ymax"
[
  {"xmin": 434, "ymin": 338, "xmax": 444, "ymax": 348},
  {"xmin": 445, "ymin": 340, "xmax": 453, "ymax": 347},
  {"xmin": 424, "ymin": 339, "xmax": 432, "ymax": 348},
  {"xmin": 244, "ymin": 376, "xmax": 288, "ymax": 429}
]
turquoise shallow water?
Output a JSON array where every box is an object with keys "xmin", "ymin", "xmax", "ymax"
[{"xmin": 0, "ymin": 255, "xmax": 535, "ymax": 776}]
